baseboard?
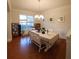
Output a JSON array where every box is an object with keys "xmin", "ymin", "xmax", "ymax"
[
  {"xmin": 7, "ymin": 38, "xmax": 12, "ymax": 42},
  {"xmin": 66, "ymin": 38, "xmax": 71, "ymax": 59}
]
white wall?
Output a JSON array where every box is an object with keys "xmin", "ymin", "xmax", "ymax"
[
  {"xmin": 7, "ymin": 12, "xmax": 12, "ymax": 42},
  {"xmin": 42, "ymin": 4, "xmax": 71, "ymax": 39},
  {"xmin": 7, "ymin": 0, "xmax": 13, "ymax": 42}
]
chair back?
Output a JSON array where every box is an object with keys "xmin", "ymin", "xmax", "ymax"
[{"xmin": 29, "ymin": 31, "xmax": 41, "ymax": 44}]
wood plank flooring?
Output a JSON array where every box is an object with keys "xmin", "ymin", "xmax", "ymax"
[{"xmin": 7, "ymin": 36, "xmax": 66, "ymax": 59}]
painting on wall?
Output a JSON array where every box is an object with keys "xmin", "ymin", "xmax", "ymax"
[
  {"xmin": 49, "ymin": 18, "xmax": 54, "ymax": 21},
  {"xmin": 57, "ymin": 16, "xmax": 65, "ymax": 22}
]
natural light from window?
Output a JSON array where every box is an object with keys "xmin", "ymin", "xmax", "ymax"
[{"xmin": 19, "ymin": 15, "xmax": 34, "ymax": 31}]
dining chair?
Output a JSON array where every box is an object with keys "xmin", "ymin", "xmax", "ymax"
[{"xmin": 29, "ymin": 31, "xmax": 45, "ymax": 52}]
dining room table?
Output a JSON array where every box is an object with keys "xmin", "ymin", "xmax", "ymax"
[{"xmin": 29, "ymin": 30, "xmax": 59, "ymax": 52}]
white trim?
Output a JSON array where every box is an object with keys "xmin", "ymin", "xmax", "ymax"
[{"xmin": 7, "ymin": 38, "xmax": 12, "ymax": 42}]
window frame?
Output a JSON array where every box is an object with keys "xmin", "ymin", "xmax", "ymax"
[{"xmin": 19, "ymin": 14, "xmax": 34, "ymax": 31}]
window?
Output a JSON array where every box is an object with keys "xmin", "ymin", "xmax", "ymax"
[
  {"xmin": 19, "ymin": 15, "xmax": 27, "ymax": 20},
  {"xmin": 19, "ymin": 15, "xmax": 34, "ymax": 31}
]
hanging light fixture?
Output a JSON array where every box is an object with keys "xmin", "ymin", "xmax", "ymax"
[{"xmin": 34, "ymin": 0, "xmax": 44, "ymax": 20}]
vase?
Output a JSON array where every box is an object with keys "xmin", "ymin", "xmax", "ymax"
[{"xmin": 42, "ymin": 31, "xmax": 45, "ymax": 34}]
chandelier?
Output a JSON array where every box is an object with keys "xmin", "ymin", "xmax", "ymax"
[{"xmin": 34, "ymin": 0, "xmax": 44, "ymax": 20}]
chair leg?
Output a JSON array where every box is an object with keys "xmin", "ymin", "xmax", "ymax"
[
  {"xmin": 39, "ymin": 45, "xmax": 41, "ymax": 52},
  {"xmin": 39, "ymin": 48, "xmax": 40, "ymax": 52}
]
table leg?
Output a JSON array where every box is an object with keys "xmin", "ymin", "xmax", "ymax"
[{"xmin": 44, "ymin": 43, "xmax": 52, "ymax": 52}]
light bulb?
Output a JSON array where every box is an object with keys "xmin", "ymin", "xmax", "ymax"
[{"xmin": 34, "ymin": 15, "xmax": 39, "ymax": 18}]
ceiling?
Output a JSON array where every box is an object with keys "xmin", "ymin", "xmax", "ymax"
[{"xmin": 11, "ymin": 0, "xmax": 70, "ymax": 12}]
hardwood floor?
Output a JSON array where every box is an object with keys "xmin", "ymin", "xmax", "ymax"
[{"xmin": 7, "ymin": 36, "xmax": 66, "ymax": 59}]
